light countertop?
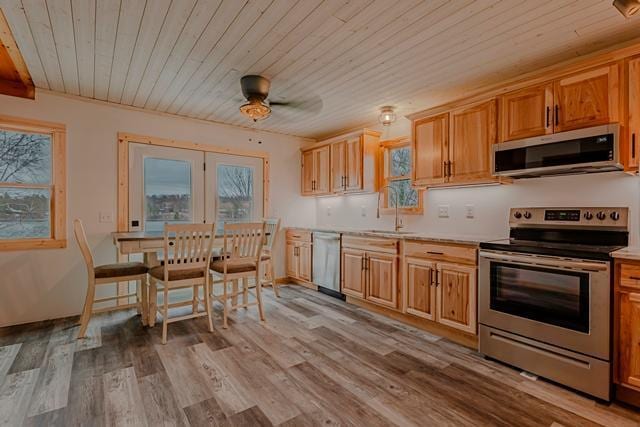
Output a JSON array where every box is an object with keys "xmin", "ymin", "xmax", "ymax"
[{"xmin": 611, "ymin": 247, "xmax": 640, "ymax": 261}]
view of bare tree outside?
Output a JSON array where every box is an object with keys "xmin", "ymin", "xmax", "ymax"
[
  {"xmin": 389, "ymin": 146, "xmax": 418, "ymax": 207},
  {"xmin": 216, "ymin": 165, "xmax": 253, "ymax": 228},
  {"xmin": 0, "ymin": 130, "xmax": 52, "ymax": 239},
  {"xmin": 144, "ymin": 157, "xmax": 192, "ymax": 232}
]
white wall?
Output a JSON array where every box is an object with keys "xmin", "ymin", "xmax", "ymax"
[
  {"xmin": 0, "ymin": 91, "xmax": 316, "ymax": 327},
  {"xmin": 316, "ymin": 118, "xmax": 640, "ymax": 245}
]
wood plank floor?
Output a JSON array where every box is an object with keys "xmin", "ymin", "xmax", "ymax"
[{"xmin": 1, "ymin": 285, "xmax": 639, "ymax": 427}]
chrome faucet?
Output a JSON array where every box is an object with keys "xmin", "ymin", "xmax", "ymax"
[{"xmin": 377, "ymin": 185, "xmax": 404, "ymax": 232}]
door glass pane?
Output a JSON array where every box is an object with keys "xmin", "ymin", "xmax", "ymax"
[
  {"xmin": 144, "ymin": 157, "xmax": 192, "ymax": 232},
  {"xmin": 216, "ymin": 164, "xmax": 253, "ymax": 228},
  {"xmin": 0, "ymin": 188, "xmax": 51, "ymax": 239},
  {"xmin": 389, "ymin": 179, "xmax": 418, "ymax": 208},
  {"xmin": 489, "ymin": 262, "xmax": 589, "ymax": 332},
  {"xmin": 0, "ymin": 130, "xmax": 51, "ymax": 184}
]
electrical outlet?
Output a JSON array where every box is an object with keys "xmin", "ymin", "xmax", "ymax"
[
  {"xmin": 99, "ymin": 211, "xmax": 113, "ymax": 223},
  {"xmin": 361, "ymin": 205, "xmax": 367, "ymax": 217},
  {"xmin": 465, "ymin": 204, "xmax": 475, "ymax": 218},
  {"xmin": 326, "ymin": 206, "xmax": 332, "ymax": 216},
  {"xmin": 438, "ymin": 205, "xmax": 449, "ymax": 218}
]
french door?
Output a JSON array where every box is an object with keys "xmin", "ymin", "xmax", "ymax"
[{"xmin": 128, "ymin": 144, "xmax": 263, "ymax": 232}]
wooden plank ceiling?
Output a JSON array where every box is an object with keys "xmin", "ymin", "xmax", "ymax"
[{"xmin": 1, "ymin": 0, "xmax": 639, "ymax": 139}]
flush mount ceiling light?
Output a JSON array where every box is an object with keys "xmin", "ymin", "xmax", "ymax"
[
  {"xmin": 613, "ymin": 0, "xmax": 640, "ymax": 17},
  {"xmin": 379, "ymin": 106, "xmax": 396, "ymax": 126}
]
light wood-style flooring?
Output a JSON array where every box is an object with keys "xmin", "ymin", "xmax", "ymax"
[{"xmin": 1, "ymin": 285, "xmax": 639, "ymax": 426}]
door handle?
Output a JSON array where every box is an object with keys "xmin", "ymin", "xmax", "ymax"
[{"xmin": 546, "ymin": 106, "xmax": 550, "ymax": 128}]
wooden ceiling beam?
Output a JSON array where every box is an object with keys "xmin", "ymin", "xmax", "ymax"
[{"xmin": 0, "ymin": 8, "xmax": 34, "ymax": 99}]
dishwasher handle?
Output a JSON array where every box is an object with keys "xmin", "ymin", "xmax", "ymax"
[{"xmin": 313, "ymin": 232, "xmax": 340, "ymax": 241}]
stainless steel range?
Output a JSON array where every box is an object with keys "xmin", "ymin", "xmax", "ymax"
[{"xmin": 479, "ymin": 207, "xmax": 629, "ymax": 400}]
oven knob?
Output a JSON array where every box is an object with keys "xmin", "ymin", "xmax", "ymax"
[
  {"xmin": 611, "ymin": 211, "xmax": 620, "ymax": 221},
  {"xmin": 584, "ymin": 211, "xmax": 593, "ymax": 220},
  {"xmin": 514, "ymin": 211, "xmax": 522, "ymax": 219},
  {"xmin": 596, "ymin": 211, "xmax": 606, "ymax": 220},
  {"xmin": 523, "ymin": 211, "xmax": 532, "ymax": 219}
]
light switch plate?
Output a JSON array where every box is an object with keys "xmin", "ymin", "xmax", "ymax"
[
  {"xmin": 438, "ymin": 205, "xmax": 449, "ymax": 218},
  {"xmin": 327, "ymin": 206, "xmax": 331, "ymax": 216},
  {"xmin": 465, "ymin": 204, "xmax": 475, "ymax": 218},
  {"xmin": 99, "ymin": 211, "xmax": 113, "ymax": 223},
  {"xmin": 361, "ymin": 205, "xmax": 367, "ymax": 217}
]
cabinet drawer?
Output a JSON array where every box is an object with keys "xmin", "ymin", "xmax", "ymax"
[
  {"xmin": 620, "ymin": 263, "xmax": 640, "ymax": 290},
  {"xmin": 286, "ymin": 229, "xmax": 312, "ymax": 242},
  {"xmin": 404, "ymin": 240, "xmax": 477, "ymax": 265},
  {"xmin": 342, "ymin": 235, "xmax": 399, "ymax": 254}
]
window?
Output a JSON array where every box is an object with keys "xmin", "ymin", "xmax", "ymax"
[
  {"xmin": 216, "ymin": 164, "xmax": 254, "ymax": 227},
  {"xmin": 380, "ymin": 137, "xmax": 422, "ymax": 214},
  {"xmin": 0, "ymin": 115, "xmax": 66, "ymax": 250}
]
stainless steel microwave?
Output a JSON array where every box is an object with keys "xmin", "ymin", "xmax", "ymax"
[{"xmin": 492, "ymin": 124, "xmax": 622, "ymax": 178}]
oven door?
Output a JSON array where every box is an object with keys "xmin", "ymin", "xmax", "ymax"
[{"xmin": 479, "ymin": 250, "xmax": 610, "ymax": 360}]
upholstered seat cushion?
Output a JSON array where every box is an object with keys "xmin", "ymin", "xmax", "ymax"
[
  {"xmin": 261, "ymin": 254, "xmax": 271, "ymax": 261},
  {"xmin": 94, "ymin": 262, "xmax": 148, "ymax": 279},
  {"xmin": 210, "ymin": 259, "xmax": 257, "ymax": 274},
  {"xmin": 148, "ymin": 265, "xmax": 205, "ymax": 281}
]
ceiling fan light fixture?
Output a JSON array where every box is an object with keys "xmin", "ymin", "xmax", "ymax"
[
  {"xmin": 379, "ymin": 106, "xmax": 396, "ymax": 126},
  {"xmin": 239, "ymin": 99, "xmax": 271, "ymax": 122},
  {"xmin": 613, "ymin": 0, "xmax": 640, "ymax": 17}
]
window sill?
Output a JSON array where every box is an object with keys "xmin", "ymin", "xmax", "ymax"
[
  {"xmin": 379, "ymin": 207, "xmax": 423, "ymax": 215},
  {"xmin": 0, "ymin": 239, "xmax": 67, "ymax": 251}
]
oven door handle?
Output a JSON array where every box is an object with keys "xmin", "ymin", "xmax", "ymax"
[{"xmin": 479, "ymin": 251, "xmax": 608, "ymax": 272}]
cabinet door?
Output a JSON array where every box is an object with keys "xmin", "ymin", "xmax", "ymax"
[
  {"xmin": 341, "ymin": 248, "xmax": 365, "ymax": 298},
  {"xmin": 554, "ymin": 64, "xmax": 620, "ymax": 132},
  {"xmin": 331, "ymin": 141, "xmax": 346, "ymax": 192},
  {"xmin": 627, "ymin": 57, "xmax": 640, "ymax": 170},
  {"xmin": 298, "ymin": 243, "xmax": 312, "ymax": 282},
  {"xmin": 366, "ymin": 252, "xmax": 398, "ymax": 309},
  {"xmin": 436, "ymin": 263, "xmax": 476, "ymax": 334},
  {"xmin": 449, "ymin": 100, "xmax": 497, "ymax": 184},
  {"xmin": 314, "ymin": 146, "xmax": 331, "ymax": 194},
  {"xmin": 618, "ymin": 291, "xmax": 640, "ymax": 390},
  {"xmin": 405, "ymin": 257, "xmax": 436, "ymax": 320},
  {"xmin": 285, "ymin": 241, "xmax": 298, "ymax": 278},
  {"xmin": 345, "ymin": 137, "xmax": 362, "ymax": 191},
  {"xmin": 413, "ymin": 113, "xmax": 448, "ymax": 186},
  {"xmin": 301, "ymin": 150, "xmax": 315, "ymax": 195},
  {"xmin": 499, "ymin": 83, "xmax": 553, "ymax": 142}
]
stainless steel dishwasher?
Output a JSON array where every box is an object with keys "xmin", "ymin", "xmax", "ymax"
[{"xmin": 312, "ymin": 231, "xmax": 342, "ymax": 298}]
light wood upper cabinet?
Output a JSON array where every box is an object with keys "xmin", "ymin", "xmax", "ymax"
[
  {"xmin": 436, "ymin": 263, "xmax": 476, "ymax": 334},
  {"xmin": 554, "ymin": 64, "xmax": 620, "ymax": 132},
  {"xmin": 406, "ymin": 257, "xmax": 436, "ymax": 320},
  {"xmin": 499, "ymin": 83, "xmax": 553, "ymax": 142},
  {"xmin": 330, "ymin": 141, "xmax": 346, "ymax": 192},
  {"xmin": 301, "ymin": 145, "xmax": 330, "ymax": 196},
  {"xmin": 448, "ymin": 99, "xmax": 497, "ymax": 184},
  {"xmin": 366, "ymin": 252, "xmax": 398, "ymax": 309},
  {"xmin": 627, "ymin": 57, "xmax": 640, "ymax": 170},
  {"xmin": 413, "ymin": 113, "xmax": 448, "ymax": 186},
  {"xmin": 342, "ymin": 248, "xmax": 366, "ymax": 298},
  {"xmin": 345, "ymin": 137, "xmax": 362, "ymax": 191}
]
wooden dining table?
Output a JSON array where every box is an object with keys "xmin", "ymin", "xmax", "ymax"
[{"xmin": 111, "ymin": 230, "xmax": 267, "ymax": 326}]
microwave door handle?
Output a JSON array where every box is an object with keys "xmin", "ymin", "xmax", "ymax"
[{"xmin": 479, "ymin": 251, "xmax": 608, "ymax": 272}]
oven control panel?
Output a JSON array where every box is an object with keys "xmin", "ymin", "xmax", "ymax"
[{"xmin": 510, "ymin": 207, "xmax": 628, "ymax": 229}]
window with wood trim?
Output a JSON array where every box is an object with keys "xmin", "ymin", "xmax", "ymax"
[
  {"xmin": 379, "ymin": 138, "xmax": 423, "ymax": 214},
  {"xmin": 0, "ymin": 115, "xmax": 66, "ymax": 250}
]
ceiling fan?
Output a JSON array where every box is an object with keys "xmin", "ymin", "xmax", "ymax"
[{"xmin": 238, "ymin": 75, "xmax": 322, "ymax": 122}]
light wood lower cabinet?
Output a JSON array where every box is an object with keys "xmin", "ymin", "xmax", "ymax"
[
  {"xmin": 366, "ymin": 251, "xmax": 398, "ymax": 309},
  {"xmin": 404, "ymin": 241, "xmax": 478, "ymax": 335},
  {"xmin": 341, "ymin": 248, "xmax": 366, "ymax": 298},
  {"xmin": 615, "ymin": 260, "xmax": 640, "ymax": 406},
  {"xmin": 286, "ymin": 230, "xmax": 312, "ymax": 283}
]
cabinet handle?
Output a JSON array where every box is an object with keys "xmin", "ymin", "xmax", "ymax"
[
  {"xmin": 632, "ymin": 133, "xmax": 636, "ymax": 159},
  {"xmin": 629, "ymin": 276, "xmax": 640, "ymax": 281},
  {"xmin": 447, "ymin": 161, "xmax": 452, "ymax": 177},
  {"xmin": 435, "ymin": 270, "xmax": 441, "ymax": 287},
  {"xmin": 443, "ymin": 161, "xmax": 448, "ymax": 177},
  {"xmin": 344, "ymin": 176, "xmax": 349, "ymax": 189},
  {"xmin": 361, "ymin": 256, "xmax": 365, "ymax": 271},
  {"xmin": 555, "ymin": 105, "xmax": 559, "ymax": 126},
  {"xmin": 429, "ymin": 269, "xmax": 435, "ymax": 287},
  {"xmin": 546, "ymin": 106, "xmax": 550, "ymax": 128},
  {"xmin": 426, "ymin": 251, "xmax": 444, "ymax": 255}
]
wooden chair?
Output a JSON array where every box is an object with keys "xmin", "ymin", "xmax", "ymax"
[
  {"xmin": 73, "ymin": 219, "xmax": 148, "ymax": 339},
  {"xmin": 261, "ymin": 218, "xmax": 281, "ymax": 297},
  {"xmin": 148, "ymin": 223, "xmax": 216, "ymax": 344},
  {"xmin": 210, "ymin": 222, "xmax": 266, "ymax": 328}
]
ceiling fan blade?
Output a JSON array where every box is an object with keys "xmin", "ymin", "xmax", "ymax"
[{"xmin": 268, "ymin": 97, "xmax": 323, "ymax": 115}]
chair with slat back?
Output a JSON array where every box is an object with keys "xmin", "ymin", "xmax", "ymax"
[
  {"xmin": 73, "ymin": 219, "xmax": 148, "ymax": 339},
  {"xmin": 210, "ymin": 222, "xmax": 266, "ymax": 328},
  {"xmin": 261, "ymin": 218, "xmax": 281, "ymax": 297},
  {"xmin": 147, "ymin": 223, "xmax": 216, "ymax": 344}
]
